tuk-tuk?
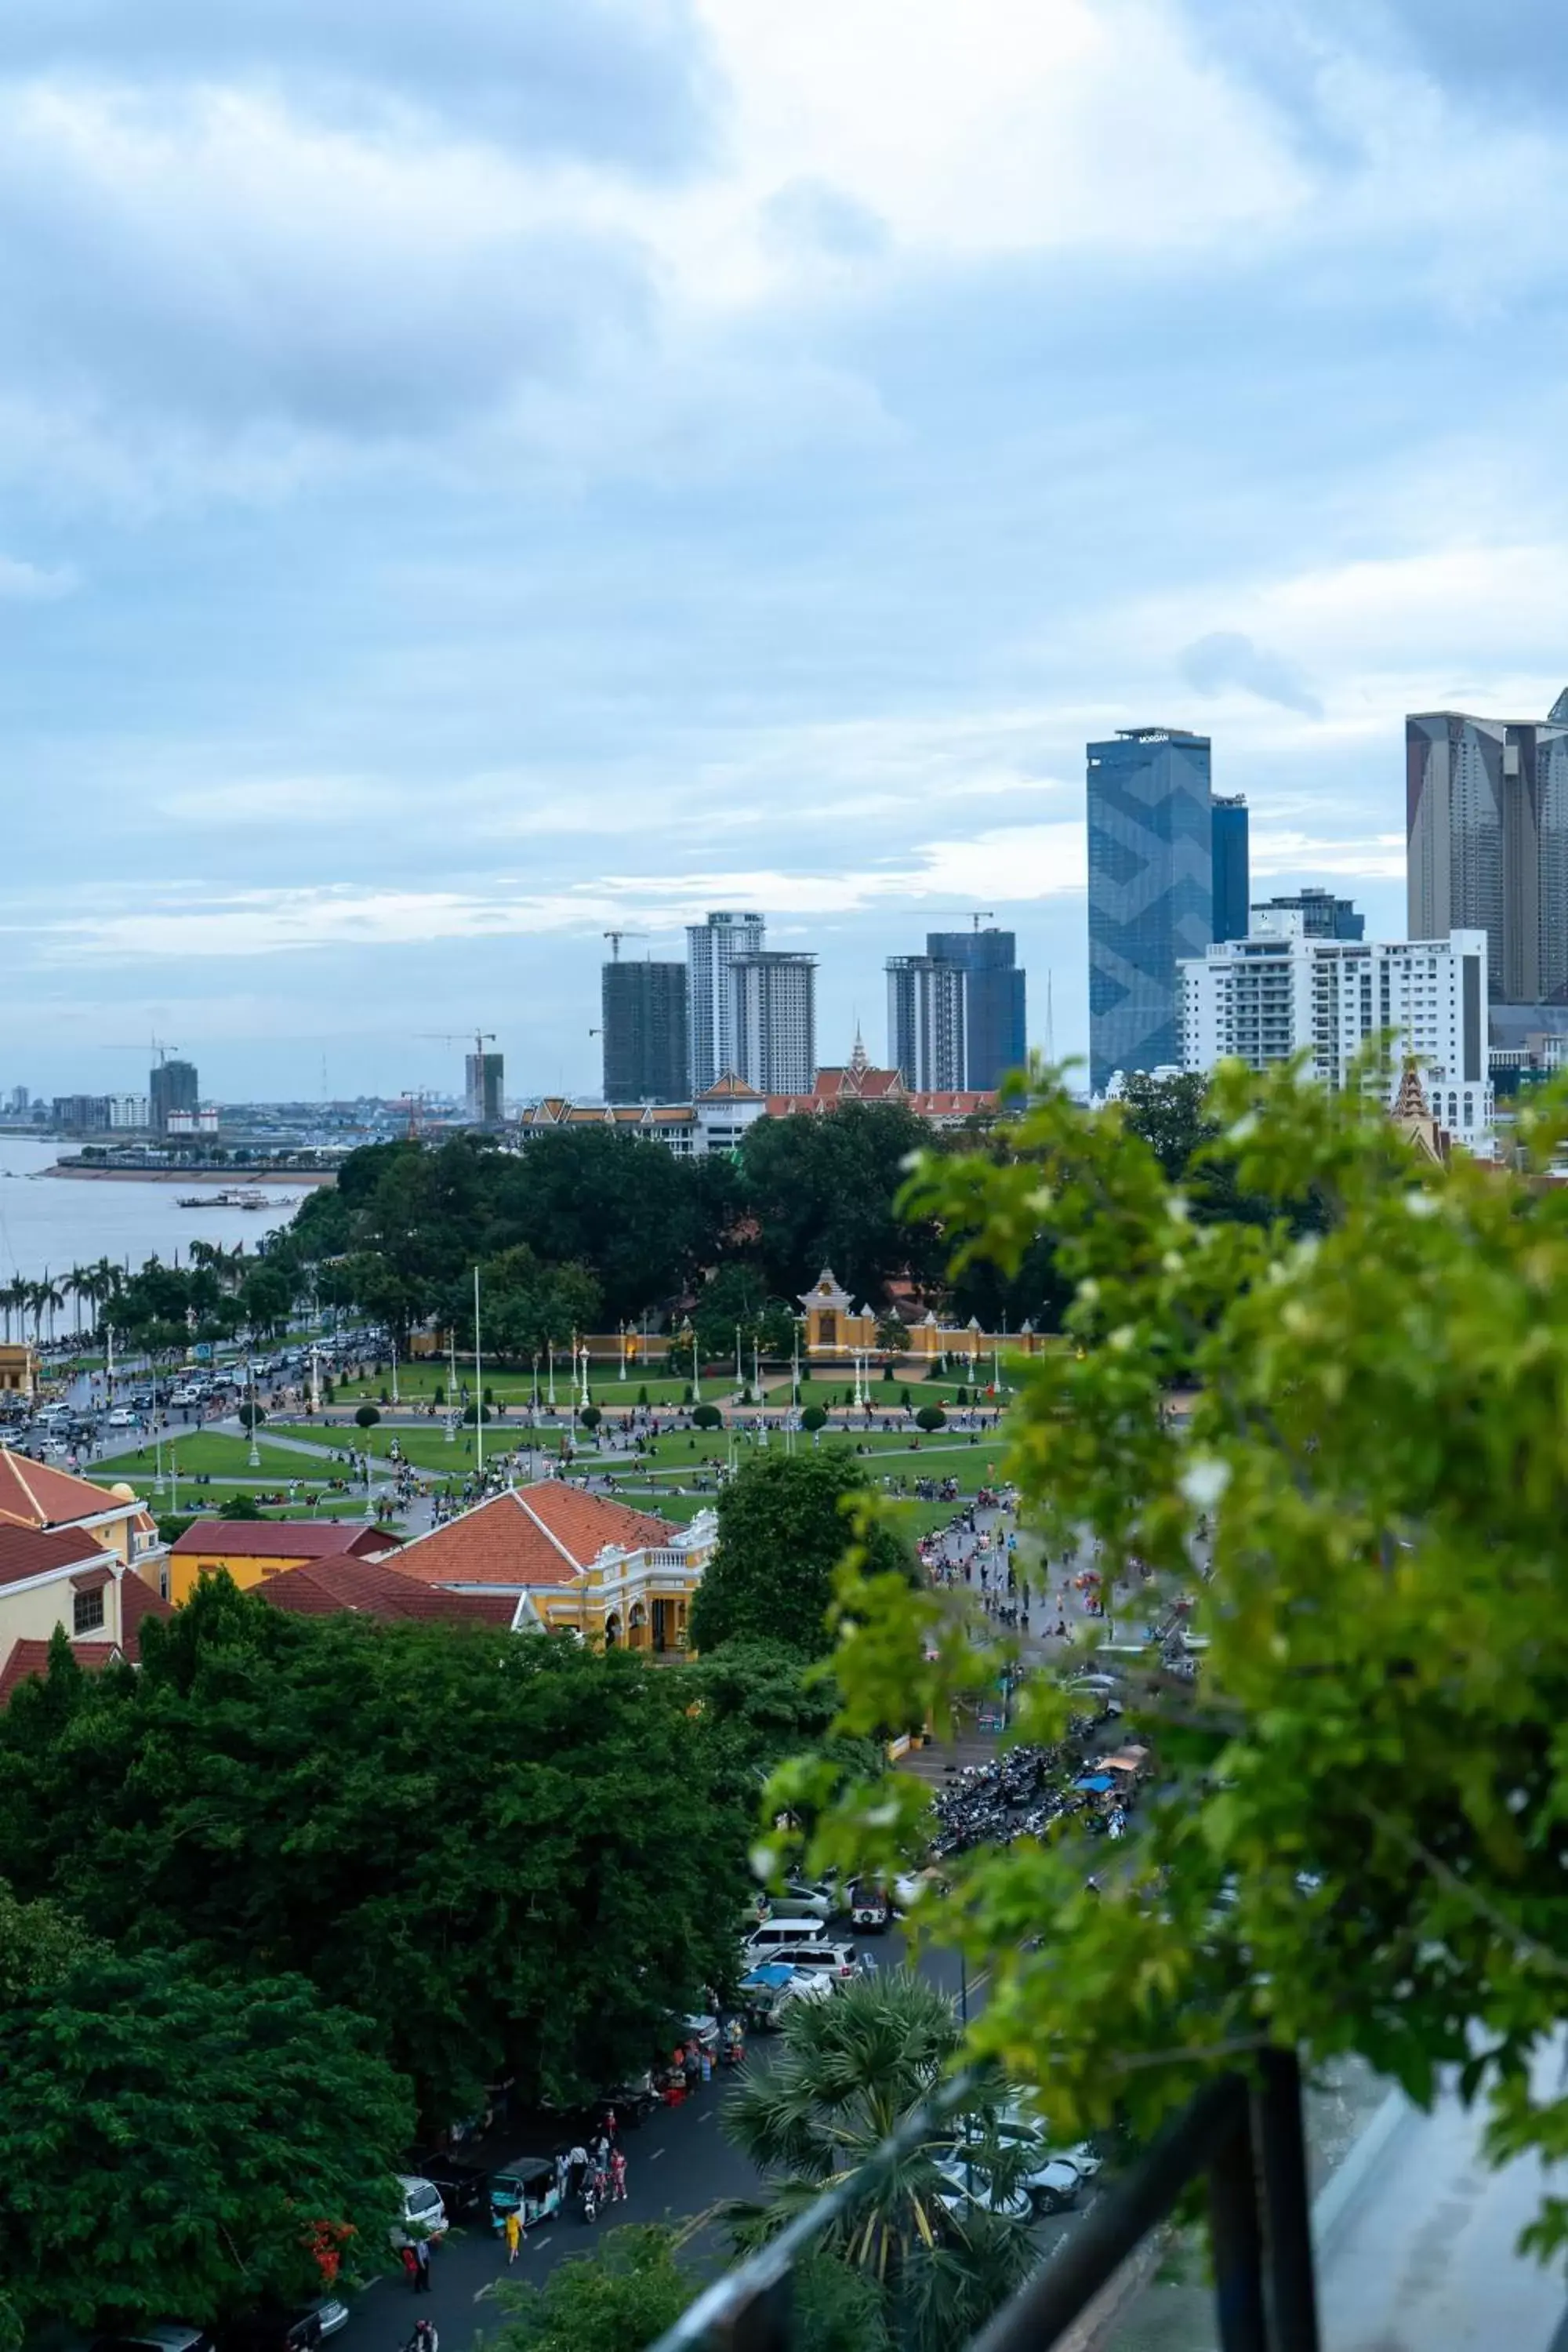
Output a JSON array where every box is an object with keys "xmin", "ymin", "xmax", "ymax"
[
  {"xmin": 740, "ymin": 1962, "xmax": 797, "ymax": 2029},
  {"xmin": 849, "ymin": 1878, "xmax": 892, "ymax": 1933},
  {"xmin": 489, "ymin": 2157, "xmax": 561, "ymax": 2234}
]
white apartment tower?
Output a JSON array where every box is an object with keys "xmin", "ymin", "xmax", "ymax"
[
  {"xmin": 685, "ymin": 910, "xmax": 765, "ymax": 1093},
  {"xmin": 886, "ymin": 955, "xmax": 967, "ymax": 1091},
  {"xmin": 733, "ymin": 953, "xmax": 818, "ymax": 1095},
  {"xmin": 1180, "ymin": 910, "xmax": 1493, "ymax": 1152}
]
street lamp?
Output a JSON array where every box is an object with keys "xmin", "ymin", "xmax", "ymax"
[
  {"xmin": 546, "ymin": 1340, "xmax": 557, "ymax": 1411},
  {"xmin": 691, "ymin": 1330, "xmax": 701, "ymax": 1406},
  {"xmin": 735, "ymin": 1322, "xmax": 742, "ymax": 1397},
  {"xmin": 619, "ymin": 1321, "xmax": 628, "ymax": 1382},
  {"xmin": 247, "ymin": 1359, "xmax": 260, "ymax": 1470},
  {"xmin": 578, "ymin": 1341, "xmax": 590, "ymax": 1411}
]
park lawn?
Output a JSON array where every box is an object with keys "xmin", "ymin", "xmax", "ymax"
[
  {"xmin": 324, "ymin": 1367, "xmax": 702, "ymax": 1408},
  {"xmin": 95, "ymin": 1432, "xmax": 338, "ymax": 1483},
  {"xmin": 279, "ymin": 1418, "xmax": 540, "ymax": 1476}
]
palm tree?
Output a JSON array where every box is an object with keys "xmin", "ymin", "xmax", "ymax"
[{"xmin": 723, "ymin": 1969, "xmax": 1035, "ymax": 2352}]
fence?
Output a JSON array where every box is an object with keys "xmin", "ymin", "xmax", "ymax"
[{"xmin": 649, "ymin": 2049, "xmax": 1319, "ymax": 2352}]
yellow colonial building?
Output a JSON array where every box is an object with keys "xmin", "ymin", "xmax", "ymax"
[{"xmin": 383, "ymin": 1481, "xmax": 716, "ymax": 1653}]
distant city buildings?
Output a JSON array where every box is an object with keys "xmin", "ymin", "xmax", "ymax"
[
  {"xmin": 602, "ymin": 960, "xmax": 688, "ymax": 1103},
  {"xmin": 464, "ymin": 1051, "xmax": 505, "ymax": 1127},
  {"xmin": 1087, "ymin": 728, "xmax": 1217, "ymax": 1092},
  {"xmin": 732, "ymin": 951, "xmax": 818, "ymax": 1094},
  {"xmin": 1406, "ymin": 706, "xmax": 1568, "ymax": 1004},
  {"xmin": 149, "ymin": 1056, "xmax": 199, "ymax": 1137},
  {"xmin": 924, "ymin": 928, "xmax": 1025, "ymax": 1091},
  {"xmin": 1181, "ymin": 914, "xmax": 1493, "ymax": 1153},
  {"xmin": 1253, "ymin": 888, "xmax": 1364, "ymax": 942},
  {"xmin": 885, "ymin": 955, "xmax": 967, "ymax": 1092},
  {"xmin": 1211, "ymin": 795, "xmax": 1251, "ymax": 942},
  {"xmin": 685, "ymin": 911, "xmax": 764, "ymax": 1094}
]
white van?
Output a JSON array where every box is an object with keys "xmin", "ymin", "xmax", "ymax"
[
  {"xmin": 746, "ymin": 1916, "xmax": 832, "ymax": 1960},
  {"xmin": 390, "ymin": 2173, "xmax": 448, "ymax": 2249}
]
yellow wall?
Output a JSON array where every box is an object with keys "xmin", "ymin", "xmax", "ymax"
[
  {"xmin": 0, "ymin": 1569, "xmax": 123, "ymax": 1655},
  {"xmin": 170, "ymin": 1549, "xmax": 314, "ymax": 1606},
  {"xmin": 0, "ymin": 1344, "xmax": 35, "ymax": 1396}
]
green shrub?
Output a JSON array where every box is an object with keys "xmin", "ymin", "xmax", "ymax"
[
  {"xmin": 637, "ymin": 1385, "xmax": 649, "ymax": 1406},
  {"xmin": 461, "ymin": 1402, "xmax": 491, "ymax": 1425},
  {"xmin": 800, "ymin": 1405, "xmax": 829, "ymax": 1434},
  {"xmin": 354, "ymin": 1404, "xmax": 380, "ymax": 1429},
  {"xmin": 915, "ymin": 1404, "xmax": 947, "ymax": 1433},
  {"xmin": 691, "ymin": 1403, "xmax": 723, "ymax": 1432},
  {"xmin": 579, "ymin": 1404, "xmax": 602, "ymax": 1432},
  {"xmin": 900, "ymin": 1386, "xmax": 912, "ymax": 1410}
]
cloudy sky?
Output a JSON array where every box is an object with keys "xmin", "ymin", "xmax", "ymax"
[{"xmin": 3, "ymin": 0, "xmax": 1566, "ymax": 1101}]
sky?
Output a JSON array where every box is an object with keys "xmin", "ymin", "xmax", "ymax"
[{"xmin": 4, "ymin": 0, "xmax": 1568, "ymax": 1102}]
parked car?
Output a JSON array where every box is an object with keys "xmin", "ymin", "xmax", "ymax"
[
  {"xmin": 389, "ymin": 2173, "xmax": 447, "ymax": 2248},
  {"xmin": 746, "ymin": 1916, "xmax": 835, "ymax": 1962},
  {"xmin": 932, "ymin": 2164, "xmax": 1036, "ymax": 2224},
  {"xmin": 777, "ymin": 1878, "xmax": 837, "ymax": 1921},
  {"xmin": 105, "ymin": 1406, "xmax": 139, "ymax": 1429},
  {"xmin": 764, "ymin": 1940, "xmax": 858, "ymax": 1983},
  {"xmin": 90, "ymin": 2329, "xmax": 211, "ymax": 2352},
  {"xmin": 415, "ymin": 2153, "xmax": 491, "ymax": 2218}
]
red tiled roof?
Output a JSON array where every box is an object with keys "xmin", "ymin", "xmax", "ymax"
[
  {"xmin": 0, "ymin": 1636, "xmax": 118, "ymax": 1708},
  {"xmin": 0, "ymin": 1523, "xmax": 106, "ymax": 1591},
  {"xmin": 255, "ymin": 1554, "xmax": 519, "ymax": 1625},
  {"xmin": 120, "ymin": 1571, "xmax": 173, "ymax": 1658},
  {"xmin": 390, "ymin": 1483, "xmax": 676, "ymax": 1590},
  {"xmin": 170, "ymin": 1519, "xmax": 401, "ymax": 1561},
  {"xmin": 0, "ymin": 1447, "xmax": 149, "ymax": 1534}
]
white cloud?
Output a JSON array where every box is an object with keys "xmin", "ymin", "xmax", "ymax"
[{"xmin": 0, "ymin": 554, "xmax": 74, "ymax": 601}]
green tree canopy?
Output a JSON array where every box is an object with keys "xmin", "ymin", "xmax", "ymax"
[
  {"xmin": 814, "ymin": 1062, "xmax": 1568, "ymax": 2256},
  {"xmin": 0, "ymin": 1948, "xmax": 408, "ymax": 2328},
  {"xmin": 689, "ymin": 1450, "xmax": 916, "ymax": 1659},
  {"xmin": 490, "ymin": 2225, "xmax": 694, "ymax": 2352},
  {"xmin": 0, "ymin": 1586, "xmax": 750, "ymax": 2124},
  {"xmin": 739, "ymin": 1105, "xmax": 948, "ymax": 1305}
]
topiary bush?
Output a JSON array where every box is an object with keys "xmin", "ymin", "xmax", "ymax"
[
  {"xmin": 461, "ymin": 1402, "xmax": 491, "ymax": 1425},
  {"xmin": 915, "ymin": 1404, "xmax": 947, "ymax": 1433},
  {"xmin": 900, "ymin": 1387, "xmax": 913, "ymax": 1410},
  {"xmin": 354, "ymin": 1404, "xmax": 380, "ymax": 1429},
  {"xmin": 800, "ymin": 1404, "xmax": 828, "ymax": 1434},
  {"xmin": 691, "ymin": 1403, "xmax": 723, "ymax": 1432},
  {"xmin": 579, "ymin": 1404, "xmax": 602, "ymax": 1432}
]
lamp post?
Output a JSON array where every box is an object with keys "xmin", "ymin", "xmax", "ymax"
[
  {"xmin": 474, "ymin": 1265, "xmax": 484, "ymax": 1478},
  {"xmin": 247, "ymin": 1358, "xmax": 260, "ymax": 1470},
  {"xmin": 691, "ymin": 1331, "xmax": 701, "ymax": 1406},
  {"xmin": 390, "ymin": 1337, "xmax": 399, "ymax": 1407},
  {"xmin": 578, "ymin": 1341, "xmax": 590, "ymax": 1411},
  {"xmin": 735, "ymin": 1323, "xmax": 742, "ymax": 1398},
  {"xmin": 546, "ymin": 1340, "xmax": 557, "ymax": 1411},
  {"xmin": 309, "ymin": 1343, "xmax": 321, "ymax": 1415},
  {"xmin": 619, "ymin": 1322, "xmax": 628, "ymax": 1382}
]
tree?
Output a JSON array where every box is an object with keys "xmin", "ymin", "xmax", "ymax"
[
  {"xmin": 578, "ymin": 1404, "xmax": 602, "ymax": 1432},
  {"xmin": 691, "ymin": 1403, "xmax": 723, "ymax": 1432},
  {"xmin": 489, "ymin": 2224, "xmax": 694, "ymax": 2352},
  {"xmin": 0, "ymin": 1587, "xmax": 750, "ymax": 2125},
  {"xmin": 724, "ymin": 1969, "xmax": 1033, "ymax": 2352},
  {"xmin": 218, "ymin": 1496, "xmax": 269, "ymax": 1521},
  {"xmin": 688, "ymin": 1451, "xmax": 916, "ymax": 1658},
  {"xmin": 913, "ymin": 1405, "xmax": 946, "ymax": 1433},
  {"xmin": 692, "ymin": 1262, "xmax": 770, "ymax": 1366},
  {"xmin": 0, "ymin": 1948, "xmax": 408, "ymax": 2328},
  {"xmin": 739, "ymin": 1105, "xmax": 949, "ymax": 1304},
  {"xmin": 822, "ymin": 1062, "xmax": 1568, "ymax": 2252},
  {"xmin": 354, "ymin": 1404, "xmax": 380, "ymax": 1428},
  {"xmin": 800, "ymin": 1405, "xmax": 828, "ymax": 1435}
]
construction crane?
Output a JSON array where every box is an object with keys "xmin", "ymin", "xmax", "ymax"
[
  {"xmin": 969, "ymin": 910, "xmax": 995, "ymax": 932},
  {"xmin": 603, "ymin": 931, "xmax": 648, "ymax": 960},
  {"xmin": 418, "ymin": 1029, "xmax": 497, "ymax": 1062},
  {"xmin": 399, "ymin": 1088, "xmax": 427, "ymax": 1140}
]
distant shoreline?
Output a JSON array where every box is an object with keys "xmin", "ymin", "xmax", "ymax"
[{"xmin": 37, "ymin": 1166, "xmax": 336, "ymax": 1188}]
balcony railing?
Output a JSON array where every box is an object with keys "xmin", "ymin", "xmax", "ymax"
[{"xmin": 652, "ymin": 2048, "xmax": 1319, "ymax": 2352}]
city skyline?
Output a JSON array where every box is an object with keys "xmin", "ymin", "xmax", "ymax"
[{"xmin": 0, "ymin": 2, "xmax": 1534, "ymax": 1096}]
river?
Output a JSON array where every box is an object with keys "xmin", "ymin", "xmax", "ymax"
[{"xmin": 0, "ymin": 1137, "xmax": 296, "ymax": 1287}]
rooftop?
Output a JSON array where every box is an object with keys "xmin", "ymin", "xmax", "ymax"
[{"xmin": 388, "ymin": 1483, "xmax": 677, "ymax": 1590}]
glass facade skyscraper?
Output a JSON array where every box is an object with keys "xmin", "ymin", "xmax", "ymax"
[
  {"xmin": 602, "ymin": 961, "xmax": 689, "ymax": 1102},
  {"xmin": 1087, "ymin": 728, "xmax": 1214, "ymax": 1093},
  {"xmin": 1407, "ymin": 710, "xmax": 1568, "ymax": 1004},
  {"xmin": 685, "ymin": 911, "xmax": 765, "ymax": 1092},
  {"xmin": 1210, "ymin": 795, "xmax": 1250, "ymax": 942},
  {"xmin": 886, "ymin": 954, "xmax": 967, "ymax": 1091},
  {"xmin": 923, "ymin": 931, "xmax": 1025, "ymax": 1090}
]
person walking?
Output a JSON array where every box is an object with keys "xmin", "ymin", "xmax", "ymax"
[
  {"xmin": 413, "ymin": 2237, "xmax": 434, "ymax": 2293},
  {"xmin": 504, "ymin": 2205, "xmax": 522, "ymax": 2263},
  {"xmin": 400, "ymin": 2245, "xmax": 419, "ymax": 2291},
  {"xmin": 611, "ymin": 2147, "xmax": 627, "ymax": 2202}
]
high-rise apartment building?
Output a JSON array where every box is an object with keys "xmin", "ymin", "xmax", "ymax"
[
  {"xmin": 1251, "ymin": 888, "xmax": 1364, "ymax": 941},
  {"xmin": 732, "ymin": 953, "xmax": 817, "ymax": 1094},
  {"xmin": 602, "ymin": 961, "xmax": 689, "ymax": 1102},
  {"xmin": 686, "ymin": 911, "xmax": 765, "ymax": 1092},
  {"xmin": 149, "ymin": 1057, "xmax": 199, "ymax": 1136},
  {"xmin": 923, "ymin": 930, "xmax": 1025, "ymax": 1091},
  {"xmin": 464, "ymin": 1051, "xmax": 506, "ymax": 1127},
  {"xmin": 1211, "ymin": 795, "xmax": 1250, "ymax": 942},
  {"xmin": 1087, "ymin": 728, "xmax": 1214, "ymax": 1093},
  {"xmin": 1406, "ymin": 708, "xmax": 1568, "ymax": 1003},
  {"xmin": 886, "ymin": 955, "xmax": 967, "ymax": 1091},
  {"xmin": 1180, "ymin": 914, "xmax": 1491, "ymax": 1153}
]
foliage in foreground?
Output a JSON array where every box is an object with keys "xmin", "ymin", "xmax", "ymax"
[
  {"xmin": 804, "ymin": 1060, "xmax": 1568, "ymax": 2261},
  {"xmin": 724, "ymin": 1969, "xmax": 1033, "ymax": 2352}
]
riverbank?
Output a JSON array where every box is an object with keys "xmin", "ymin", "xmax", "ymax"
[{"xmin": 38, "ymin": 1165, "xmax": 336, "ymax": 1186}]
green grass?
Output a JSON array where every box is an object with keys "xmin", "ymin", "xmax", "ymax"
[
  {"xmin": 323, "ymin": 1367, "xmax": 699, "ymax": 1408},
  {"xmin": 274, "ymin": 1418, "xmax": 542, "ymax": 1476},
  {"xmin": 96, "ymin": 1432, "xmax": 340, "ymax": 1483}
]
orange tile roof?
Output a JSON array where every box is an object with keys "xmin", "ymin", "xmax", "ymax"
[
  {"xmin": 390, "ymin": 1483, "xmax": 676, "ymax": 1590},
  {"xmin": 255, "ymin": 1553, "xmax": 518, "ymax": 1625},
  {"xmin": 170, "ymin": 1519, "xmax": 401, "ymax": 1561},
  {"xmin": 0, "ymin": 1447, "xmax": 150, "ymax": 1534},
  {"xmin": 0, "ymin": 1524, "xmax": 104, "ymax": 1591}
]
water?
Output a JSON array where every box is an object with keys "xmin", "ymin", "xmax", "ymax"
[{"xmin": 0, "ymin": 1136, "xmax": 296, "ymax": 1287}]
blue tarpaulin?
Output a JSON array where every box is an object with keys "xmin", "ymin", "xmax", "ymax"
[{"xmin": 1075, "ymin": 1773, "xmax": 1115, "ymax": 1793}]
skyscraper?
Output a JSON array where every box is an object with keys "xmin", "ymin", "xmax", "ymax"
[
  {"xmin": 1406, "ymin": 709, "xmax": 1568, "ymax": 1003},
  {"xmin": 923, "ymin": 930, "xmax": 1025, "ymax": 1091},
  {"xmin": 464, "ymin": 1052, "xmax": 505, "ymax": 1126},
  {"xmin": 1210, "ymin": 795, "xmax": 1250, "ymax": 942},
  {"xmin": 886, "ymin": 955, "xmax": 967, "ymax": 1091},
  {"xmin": 686, "ymin": 911, "xmax": 765, "ymax": 1092},
  {"xmin": 1087, "ymin": 727, "xmax": 1214, "ymax": 1094},
  {"xmin": 1252, "ymin": 887, "xmax": 1364, "ymax": 941},
  {"xmin": 149, "ymin": 1056, "xmax": 199, "ymax": 1136},
  {"xmin": 732, "ymin": 953, "xmax": 817, "ymax": 1094},
  {"xmin": 602, "ymin": 961, "xmax": 689, "ymax": 1102}
]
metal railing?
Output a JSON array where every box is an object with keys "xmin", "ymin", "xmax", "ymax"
[{"xmin": 650, "ymin": 2048, "xmax": 1320, "ymax": 2352}]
